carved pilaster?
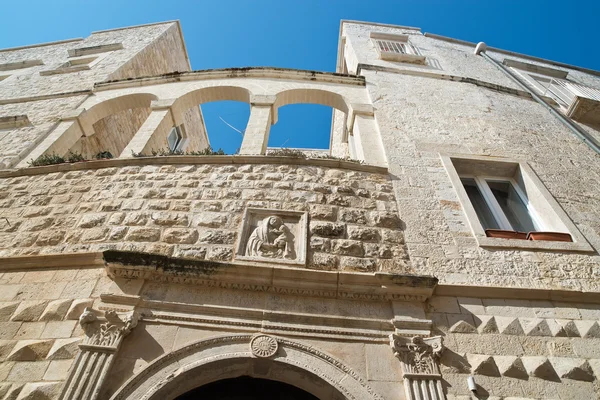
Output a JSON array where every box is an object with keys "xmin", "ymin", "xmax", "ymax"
[
  {"xmin": 391, "ymin": 335, "xmax": 446, "ymax": 400},
  {"xmin": 59, "ymin": 308, "xmax": 139, "ymax": 400}
]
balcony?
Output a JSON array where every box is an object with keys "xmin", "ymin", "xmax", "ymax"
[{"xmin": 534, "ymin": 78, "xmax": 600, "ymax": 127}]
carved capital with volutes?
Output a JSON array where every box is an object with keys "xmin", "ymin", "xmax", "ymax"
[
  {"xmin": 390, "ymin": 334, "xmax": 444, "ymax": 378},
  {"xmin": 79, "ymin": 307, "xmax": 140, "ymax": 352}
]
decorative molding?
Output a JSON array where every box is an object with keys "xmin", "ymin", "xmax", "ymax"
[
  {"xmin": 391, "ymin": 335, "xmax": 446, "ymax": 400},
  {"xmin": 110, "ymin": 334, "xmax": 383, "ymax": 400},
  {"xmin": 99, "ymin": 294, "xmax": 394, "ymax": 342},
  {"xmin": 104, "ymin": 250, "xmax": 436, "ymax": 303},
  {"xmin": 0, "ymin": 154, "xmax": 388, "ymax": 178},
  {"xmin": 58, "ymin": 308, "xmax": 139, "ymax": 400}
]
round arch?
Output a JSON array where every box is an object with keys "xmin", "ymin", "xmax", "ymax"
[
  {"xmin": 273, "ymin": 88, "xmax": 350, "ymax": 114},
  {"xmin": 171, "ymin": 85, "xmax": 252, "ymax": 121},
  {"xmin": 79, "ymin": 93, "xmax": 158, "ymax": 135},
  {"xmin": 109, "ymin": 334, "xmax": 382, "ymax": 400}
]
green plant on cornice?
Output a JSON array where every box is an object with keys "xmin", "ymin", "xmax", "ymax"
[
  {"xmin": 131, "ymin": 147, "xmax": 226, "ymax": 157},
  {"xmin": 28, "ymin": 153, "xmax": 66, "ymax": 167},
  {"xmin": 95, "ymin": 151, "xmax": 113, "ymax": 159},
  {"xmin": 268, "ymin": 148, "xmax": 364, "ymax": 164}
]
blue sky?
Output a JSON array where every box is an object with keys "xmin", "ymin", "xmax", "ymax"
[{"xmin": 1, "ymin": 0, "xmax": 599, "ymax": 153}]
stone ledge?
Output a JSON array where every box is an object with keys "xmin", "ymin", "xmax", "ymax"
[
  {"xmin": 0, "ymin": 155, "xmax": 387, "ymax": 178},
  {"xmin": 436, "ymin": 284, "xmax": 600, "ymax": 304},
  {"xmin": 0, "ymin": 252, "xmax": 103, "ymax": 271},
  {"xmin": 103, "ymin": 250, "xmax": 437, "ymax": 302},
  {"xmin": 94, "ymin": 67, "xmax": 366, "ymax": 91}
]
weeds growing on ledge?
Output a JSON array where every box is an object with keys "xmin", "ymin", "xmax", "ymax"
[
  {"xmin": 131, "ymin": 147, "xmax": 226, "ymax": 157},
  {"xmin": 28, "ymin": 150, "xmax": 114, "ymax": 167},
  {"xmin": 267, "ymin": 148, "xmax": 364, "ymax": 164}
]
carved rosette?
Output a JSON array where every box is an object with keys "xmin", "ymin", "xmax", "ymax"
[
  {"xmin": 390, "ymin": 335, "xmax": 446, "ymax": 400},
  {"xmin": 250, "ymin": 334, "xmax": 278, "ymax": 358}
]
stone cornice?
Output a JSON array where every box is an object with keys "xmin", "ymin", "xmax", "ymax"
[
  {"xmin": 103, "ymin": 250, "xmax": 437, "ymax": 303},
  {"xmin": 94, "ymin": 67, "xmax": 366, "ymax": 91},
  {"xmin": 0, "ymin": 154, "xmax": 387, "ymax": 178},
  {"xmin": 436, "ymin": 284, "xmax": 600, "ymax": 304}
]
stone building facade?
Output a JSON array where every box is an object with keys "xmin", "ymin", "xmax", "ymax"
[{"xmin": 0, "ymin": 19, "xmax": 599, "ymax": 400}]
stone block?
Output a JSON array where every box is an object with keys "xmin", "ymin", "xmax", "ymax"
[
  {"xmin": 42, "ymin": 359, "xmax": 73, "ymax": 381},
  {"xmin": 310, "ymin": 222, "xmax": 345, "ymax": 238},
  {"xmin": 338, "ymin": 208, "xmax": 366, "ymax": 224},
  {"xmin": 206, "ymin": 246, "xmax": 233, "ymax": 261},
  {"xmin": 331, "ymin": 240, "xmax": 364, "ymax": 257},
  {"xmin": 45, "ymin": 337, "xmax": 80, "ymax": 360},
  {"xmin": 150, "ymin": 212, "xmax": 189, "ymax": 226},
  {"xmin": 40, "ymin": 321, "xmax": 76, "ymax": 339},
  {"xmin": 370, "ymin": 211, "xmax": 403, "ymax": 229},
  {"xmin": 13, "ymin": 323, "xmax": 45, "ymax": 340},
  {"xmin": 125, "ymin": 227, "xmax": 161, "ymax": 242},
  {"xmin": 14, "ymin": 381, "xmax": 61, "ymax": 399},
  {"xmin": 7, "ymin": 340, "xmax": 53, "ymax": 361},
  {"xmin": 163, "ymin": 228, "xmax": 199, "ymax": 244},
  {"xmin": 347, "ymin": 226, "xmax": 380, "ymax": 241},
  {"xmin": 78, "ymin": 214, "xmax": 106, "ymax": 228},
  {"xmin": 0, "ymin": 302, "xmax": 19, "ymax": 321},
  {"xmin": 308, "ymin": 253, "xmax": 338, "ymax": 270},
  {"xmin": 11, "ymin": 301, "xmax": 48, "ymax": 322},
  {"xmin": 0, "ymin": 322, "xmax": 22, "ymax": 340},
  {"xmin": 339, "ymin": 256, "xmax": 376, "ymax": 272},
  {"xmin": 308, "ymin": 204, "xmax": 336, "ymax": 221},
  {"xmin": 428, "ymin": 296, "xmax": 460, "ymax": 314},
  {"xmin": 365, "ymin": 343, "xmax": 402, "ymax": 382},
  {"xmin": 64, "ymin": 299, "xmax": 93, "ymax": 320}
]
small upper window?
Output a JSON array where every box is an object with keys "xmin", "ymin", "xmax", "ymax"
[
  {"xmin": 0, "ymin": 59, "xmax": 43, "ymax": 72},
  {"xmin": 167, "ymin": 126, "xmax": 184, "ymax": 151},
  {"xmin": 370, "ymin": 32, "xmax": 425, "ymax": 64},
  {"xmin": 68, "ymin": 42, "xmax": 123, "ymax": 58}
]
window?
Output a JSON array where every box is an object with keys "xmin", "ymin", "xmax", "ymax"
[
  {"xmin": 370, "ymin": 32, "xmax": 425, "ymax": 64},
  {"xmin": 167, "ymin": 126, "xmax": 184, "ymax": 151},
  {"xmin": 441, "ymin": 154, "xmax": 593, "ymax": 252},
  {"xmin": 460, "ymin": 176, "xmax": 541, "ymax": 233}
]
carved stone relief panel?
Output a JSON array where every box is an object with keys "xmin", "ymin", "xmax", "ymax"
[{"xmin": 235, "ymin": 208, "xmax": 308, "ymax": 266}]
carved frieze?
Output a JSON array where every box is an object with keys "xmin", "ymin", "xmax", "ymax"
[{"xmin": 235, "ymin": 208, "xmax": 308, "ymax": 265}]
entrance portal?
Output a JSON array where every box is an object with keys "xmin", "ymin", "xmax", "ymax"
[{"xmin": 175, "ymin": 376, "xmax": 319, "ymax": 400}]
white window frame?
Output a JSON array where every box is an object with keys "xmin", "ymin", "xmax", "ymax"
[
  {"xmin": 460, "ymin": 175, "xmax": 544, "ymax": 232},
  {"xmin": 441, "ymin": 153, "xmax": 593, "ymax": 252},
  {"xmin": 167, "ymin": 125, "xmax": 187, "ymax": 152},
  {"xmin": 370, "ymin": 32, "xmax": 426, "ymax": 64}
]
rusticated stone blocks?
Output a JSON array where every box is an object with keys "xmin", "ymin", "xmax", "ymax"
[{"xmin": 0, "ymin": 163, "xmax": 409, "ymax": 272}]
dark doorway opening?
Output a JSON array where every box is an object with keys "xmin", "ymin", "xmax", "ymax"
[{"xmin": 175, "ymin": 375, "xmax": 319, "ymax": 400}]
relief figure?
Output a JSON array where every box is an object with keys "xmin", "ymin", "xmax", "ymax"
[{"xmin": 245, "ymin": 216, "xmax": 295, "ymax": 259}]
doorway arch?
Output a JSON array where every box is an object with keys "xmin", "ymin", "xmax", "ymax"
[{"xmin": 109, "ymin": 334, "xmax": 382, "ymax": 400}]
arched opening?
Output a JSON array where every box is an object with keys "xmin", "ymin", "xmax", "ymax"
[
  {"xmin": 175, "ymin": 376, "xmax": 318, "ymax": 400},
  {"xmin": 172, "ymin": 86, "xmax": 252, "ymax": 154},
  {"xmin": 69, "ymin": 93, "xmax": 158, "ymax": 159},
  {"xmin": 271, "ymin": 89, "xmax": 349, "ymax": 157},
  {"xmin": 109, "ymin": 334, "xmax": 379, "ymax": 400}
]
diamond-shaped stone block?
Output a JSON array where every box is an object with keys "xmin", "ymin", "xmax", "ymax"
[{"xmin": 449, "ymin": 320, "xmax": 477, "ymax": 333}]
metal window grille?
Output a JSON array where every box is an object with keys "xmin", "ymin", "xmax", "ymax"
[{"xmin": 375, "ymin": 39, "xmax": 420, "ymax": 56}]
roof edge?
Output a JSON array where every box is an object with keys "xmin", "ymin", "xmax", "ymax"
[
  {"xmin": 91, "ymin": 20, "xmax": 179, "ymax": 34},
  {"xmin": 424, "ymin": 32, "xmax": 600, "ymax": 77},
  {"xmin": 0, "ymin": 38, "xmax": 83, "ymax": 54}
]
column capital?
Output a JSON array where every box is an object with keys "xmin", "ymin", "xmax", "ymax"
[
  {"xmin": 79, "ymin": 307, "xmax": 140, "ymax": 352},
  {"xmin": 151, "ymin": 98, "xmax": 177, "ymax": 111},
  {"xmin": 390, "ymin": 334, "xmax": 444, "ymax": 376},
  {"xmin": 250, "ymin": 94, "xmax": 276, "ymax": 106}
]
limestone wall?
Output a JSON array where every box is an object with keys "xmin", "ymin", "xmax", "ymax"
[
  {"xmin": 430, "ymin": 294, "xmax": 600, "ymax": 399},
  {"xmin": 0, "ymin": 161, "xmax": 408, "ymax": 273},
  {"xmin": 341, "ymin": 22, "xmax": 600, "ymax": 292},
  {"xmin": 0, "ymin": 265, "xmax": 110, "ymax": 398}
]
